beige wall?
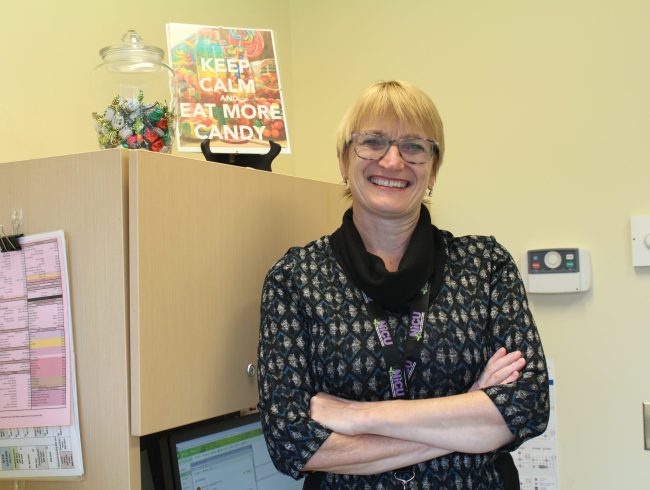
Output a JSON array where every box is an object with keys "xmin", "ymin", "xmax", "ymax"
[{"xmin": 3, "ymin": 1, "xmax": 650, "ymax": 488}]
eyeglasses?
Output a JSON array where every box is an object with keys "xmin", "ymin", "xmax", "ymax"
[{"xmin": 349, "ymin": 132, "xmax": 439, "ymax": 165}]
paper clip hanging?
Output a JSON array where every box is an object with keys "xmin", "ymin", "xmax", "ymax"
[{"xmin": 12, "ymin": 208, "xmax": 23, "ymax": 235}]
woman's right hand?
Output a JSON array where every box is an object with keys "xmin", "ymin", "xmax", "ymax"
[{"xmin": 469, "ymin": 347, "xmax": 525, "ymax": 392}]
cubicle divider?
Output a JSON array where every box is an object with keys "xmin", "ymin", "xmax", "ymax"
[{"xmin": 0, "ymin": 149, "xmax": 344, "ymax": 490}]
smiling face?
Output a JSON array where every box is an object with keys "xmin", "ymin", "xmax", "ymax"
[{"xmin": 341, "ymin": 117, "xmax": 436, "ymax": 223}]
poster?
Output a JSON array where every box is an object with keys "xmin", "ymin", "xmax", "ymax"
[
  {"xmin": 512, "ymin": 359, "xmax": 560, "ymax": 489},
  {"xmin": 166, "ymin": 23, "xmax": 290, "ymax": 154},
  {"xmin": 0, "ymin": 231, "xmax": 84, "ymax": 479},
  {"xmin": 0, "ymin": 232, "xmax": 72, "ymax": 428}
]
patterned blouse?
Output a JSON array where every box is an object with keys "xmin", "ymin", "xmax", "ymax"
[{"xmin": 257, "ymin": 230, "xmax": 549, "ymax": 489}]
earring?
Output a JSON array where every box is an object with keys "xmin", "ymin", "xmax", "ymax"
[
  {"xmin": 342, "ymin": 177, "xmax": 348, "ymax": 185},
  {"xmin": 427, "ymin": 188, "xmax": 433, "ymax": 197}
]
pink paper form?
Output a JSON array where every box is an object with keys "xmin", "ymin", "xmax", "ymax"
[{"xmin": 0, "ymin": 232, "xmax": 72, "ymax": 428}]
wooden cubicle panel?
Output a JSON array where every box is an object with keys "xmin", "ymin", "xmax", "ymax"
[
  {"xmin": 0, "ymin": 150, "xmax": 138, "ymax": 490},
  {"xmin": 129, "ymin": 151, "xmax": 346, "ymax": 436}
]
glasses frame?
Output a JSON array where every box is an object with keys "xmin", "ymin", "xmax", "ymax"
[{"xmin": 349, "ymin": 132, "xmax": 440, "ymax": 165}]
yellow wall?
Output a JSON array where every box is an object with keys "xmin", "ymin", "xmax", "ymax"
[{"xmin": 2, "ymin": 1, "xmax": 650, "ymax": 488}]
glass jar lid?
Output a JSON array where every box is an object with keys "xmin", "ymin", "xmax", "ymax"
[{"xmin": 99, "ymin": 30, "xmax": 164, "ymax": 65}]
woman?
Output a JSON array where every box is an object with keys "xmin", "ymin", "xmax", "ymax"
[{"xmin": 258, "ymin": 80, "xmax": 549, "ymax": 489}]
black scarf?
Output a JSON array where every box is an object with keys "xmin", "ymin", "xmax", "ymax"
[{"xmin": 330, "ymin": 204, "xmax": 446, "ymax": 310}]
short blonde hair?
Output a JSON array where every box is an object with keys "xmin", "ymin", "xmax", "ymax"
[{"xmin": 336, "ymin": 80, "xmax": 445, "ymax": 174}]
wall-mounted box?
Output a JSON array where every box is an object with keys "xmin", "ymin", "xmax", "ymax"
[
  {"xmin": 521, "ymin": 248, "xmax": 591, "ymax": 294},
  {"xmin": 631, "ymin": 216, "xmax": 650, "ymax": 267}
]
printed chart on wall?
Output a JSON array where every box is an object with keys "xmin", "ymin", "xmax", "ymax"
[
  {"xmin": 0, "ymin": 231, "xmax": 83, "ymax": 479},
  {"xmin": 167, "ymin": 23, "xmax": 291, "ymax": 154},
  {"xmin": 512, "ymin": 359, "xmax": 560, "ymax": 489}
]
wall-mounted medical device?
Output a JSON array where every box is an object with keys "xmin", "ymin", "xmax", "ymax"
[{"xmin": 521, "ymin": 248, "xmax": 591, "ymax": 294}]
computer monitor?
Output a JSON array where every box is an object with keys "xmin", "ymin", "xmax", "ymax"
[{"xmin": 166, "ymin": 413, "xmax": 302, "ymax": 490}]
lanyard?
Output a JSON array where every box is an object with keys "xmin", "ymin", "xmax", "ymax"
[{"xmin": 364, "ymin": 283, "xmax": 430, "ymax": 399}]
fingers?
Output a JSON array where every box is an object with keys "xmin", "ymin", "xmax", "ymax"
[
  {"xmin": 486, "ymin": 346, "xmax": 508, "ymax": 363},
  {"xmin": 486, "ymin": 356, "xmax": 525, "ymax": 387},
  {"xmin": 310, "ymin": 392, "xmax": 350, "ymax": 418},
  {"xmin": 502, "ymin": 370, "xmax": 520, "ymax": 384},
  {"xmin": 315, "ymin": 392, "xmax": 340, "ymax": 402},
  {"xmin": 309, "ymin": 392, "xmax": 365, "ymax": 436},
  {"xmin": 486, "ymin": 348, "xmax": 522, "ymax": 372},
  {"xmin": 472, "ymin": 348, "xmax": 527, "ymax": 390}
]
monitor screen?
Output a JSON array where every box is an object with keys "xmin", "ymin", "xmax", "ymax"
[{"xmin": 168, "ymin": 413, "xmax": 302, "ymax": 490}]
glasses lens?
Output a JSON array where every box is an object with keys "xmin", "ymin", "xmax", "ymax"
[
  {"xmin": 397, "ymin": 138, "xmax": 432, "ymax": 164},
  {"xmin": 354, "ymin": 134, "xmax": 389, "ymax": 160}
]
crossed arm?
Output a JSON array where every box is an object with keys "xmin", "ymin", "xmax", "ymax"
[{"xmin": 303, "ymin": 348, "xmax": 524, "ymax": 475}]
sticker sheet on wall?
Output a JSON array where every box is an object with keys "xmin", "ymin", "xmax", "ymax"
[{"xmin": 166, "ymin": 23, "xmax": 291, "ymax": 154}]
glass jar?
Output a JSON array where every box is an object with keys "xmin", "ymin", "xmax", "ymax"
[{"xmin": 91, "ymin": 30, "xmax": 176, "ymax": 152}]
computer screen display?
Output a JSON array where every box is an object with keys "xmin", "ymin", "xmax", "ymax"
[{"xmin": 168, "ymin": 413, "xmax": 302, "ymax": 490}]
